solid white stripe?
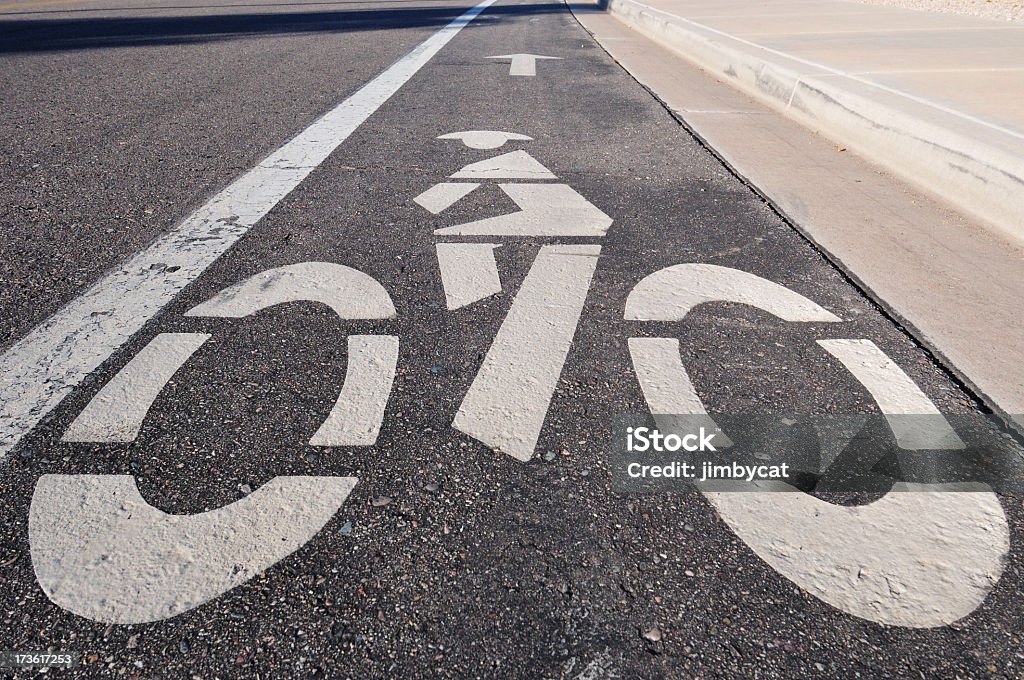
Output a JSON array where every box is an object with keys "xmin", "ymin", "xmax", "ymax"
[{"xmin": 0, "ymin": 0, "xmax": 495, "ymax": 459}]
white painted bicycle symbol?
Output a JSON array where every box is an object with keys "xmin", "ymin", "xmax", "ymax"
[{"xmin": 29, "ymin": 132, "xmax": 1008, "ymax": 628}]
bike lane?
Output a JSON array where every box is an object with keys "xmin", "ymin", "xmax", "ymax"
[
  {"xmin": 1, "ymin": 0, "xmax": 1022, "ymax": 676},
  {"xmin": 0, "ymin": 0, "xmax": 491, "ymax": 351}
]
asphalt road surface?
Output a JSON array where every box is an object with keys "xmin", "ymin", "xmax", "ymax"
[{"xmin": 1, "ymin": 0, "xmax": 1022, "ymax": 677}]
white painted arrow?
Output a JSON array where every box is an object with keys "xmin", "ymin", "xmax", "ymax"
[{"xmin": 487, "ymin": 53, "xmax": 561, "ymax": 77}]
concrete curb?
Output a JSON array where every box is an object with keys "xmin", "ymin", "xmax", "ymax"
[{"xmin": 602, "ymin": 0, "xmax": 1024, "ymax": 244}]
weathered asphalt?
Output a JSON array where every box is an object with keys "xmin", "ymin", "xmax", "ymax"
[{"xmin": 1, "ymin": 0, "xmax": 1021, "ymax": 677}]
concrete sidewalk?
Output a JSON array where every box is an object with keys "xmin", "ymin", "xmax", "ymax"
[
  {"xmin": 598, "ymin": 0, "xmax": 1024, "ymax": 243},
  {"xmin": 573, "ymin": 1, "xmax": 1024, "ymax": 427}
]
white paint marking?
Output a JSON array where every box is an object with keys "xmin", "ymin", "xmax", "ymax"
[
  {"xmin": 62, "ymin": 333, "xmax": 210, "ymax": 443},
  {"xmin": 453, "ymin": 245, "xmax": 600, "ymax": 461},
  {"xmin": 30, "ymin": 474, "xmax": 356, "ymax": 624},
  {"xmin": 185, "ymin": 262, "xmax": 396, "ymax": 320},
  {"xmin": 628, "ymin": 337, "xmax": 704, "ymax": 414},
  {"xmin": 818, "ymin": 339, "xmax": 965, "ymax": 450},
  {"xmin": 631, "ymin": 344, "xmax": 1009, "ymax": 626},
  {"xmin": 309, "ymin": 335, "xmax": 399, "ymax": 446},
  {"xmin": 434, "ymin": 184, "xmax": 613, "ymax": 237},
  {"xmin": 414, "ymin": 182, "xmax": 480, "ymax": 214},
  {"xmin": 625, "ymin": 265, "xmax": 1006, "ymax": 626},
  {"xmin": 705, "ymin": 483, "xmax": 1008, "ymax": 627},
  {"xmin": 625, "ymin": 263, "xmax": 841, "ymax": 323},
  {"xmin": 0, "ymin": 0, "xmax": 496, "ymax": 460},
  {"xmin": 628, "ymin": 337, "xmax": 732, "ymax": 446},
  {"xmin": 487, "ymin": 53, "xmax": 562, "ymax": 77},
  {"xmin": 450, "ymin": 150, "xmax": 557, "ymax": 180},
  {"xmin": 435, "ymin": 243, "xmax": 503, "ymax": 310},
  {"xmin": 437, "ymin": 130, "xmax": 533, "ymax": 149}
]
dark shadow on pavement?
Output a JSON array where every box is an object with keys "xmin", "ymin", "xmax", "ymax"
[
  {"xmin": 0, "ymin": 2, "xmax": 565, "ymax": 53},
  {"xmin": 3, "ymin": 0, "xmax": 470, "ymax": 17}
]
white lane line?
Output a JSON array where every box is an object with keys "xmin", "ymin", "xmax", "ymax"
[
  {"xmin": 435, "ymin": 242, "xmax": 503, "ymax": 310},
  {"xmin": 453, "ymin": 244, "xmax": 600, "ymax": 461},
  {"xmin": 414, "ymin": 182, "xmax": 480, "ymax": 214},
  {"xmin": 0, "ymin": 0, "xmax": 495, "ymax": 460},
  {"xmin": 309, "ymin": 335, "xmax": 399, "ymax": 447},
  {"xmin": 30, "ymin": 474, "xmax": 356, "ymax": 624},
  {"xmin": 62, "ymin": 333, "xmax": 210, "ymax": 443},
  {"xmin": 818, "ymin": 339, "xmax": 965, "ymax": 450}
]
